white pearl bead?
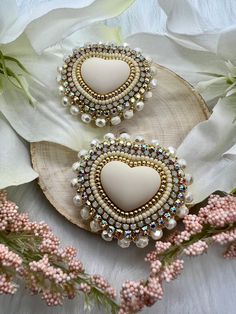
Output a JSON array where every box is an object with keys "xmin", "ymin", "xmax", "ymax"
[
  {"xmin": 123, "ymin": 109, "xmax": 133, "ymax": 119},
  {"xmin": 135, "ymin": 101, "xmax": 144, "ymax": 111},
  {"xmin": 134, "ymin": 135, "xmax": 144, "ymax": 143},
  {"xmin": 168, "ymin": 146, "xmax": 176, "ymax": 155},
  {"xmin": 56, "ymin": 75, "xmax": 61, "ymax": 83},
  {"xmin": 134, "ymin": 47, "xmax": 142, "ymax": 53},
  {"xmin": 185, "ymin": 192, "xmax": 193, "ymax": 203},
  {"xmin": 58, "ymin": 85, "xmax": 64, "ymax": 95},
  {"xmin": 123, "ymin": 42, "xmax": 129, "ymax": 47},
  {"xmin": 150, "ymin": 79, "xmax": 157, "ymax": 88},
  {"xmin": 71, "ymin": 178, "xmax": 79, "ymax": 187},
  {"xmin": 90, "ymin": 139, "xmax": 100, "ymax": 147},
  {"xmin": 150, "ymin": 66, "xmax": 157, "ymax": 75},
  {"xmin": 80, "ymin": 207, "xmax": 90, "ymax": 220},
  {"xmin": 185, "ymin": 173, "xmax": 193, "ymax": 185},
  {"xmin": 144, "ymin": 91, "xmax": 152, "ymax": 99},
  {"xmin": 61, "ymin": 96, "xmax": 69, "ymax": 107},
  {"xmin": 72, "ymin": 162, "xmax": 80, "ymax": 172},
  {"xmin": 118, "ymin": 238, "xmax": 131, "ymax": 248},
  {"xmin": 101, "ymin": 230, "xmax": 113, "ymax": 242},
  {"xmin": 178, "ymin": 158, "xmax": 187, "ymax": 168},
  {"xmin": 81, "ymin": 113, "xmax": 92, "ymax": 124},
  {"xmin": 73, "ymin": 194, "xmax": 83, "ymax": 206},
  {"xmin": 90, "ymin": 220, "xmax": 101, "ymax": 232},
  {"xmin": 120, "ymin": 133, "xmax": 131, "ymax": 140},
  {"xmin": 57, "ymin": 66, "xmax": 63, "ymax": 73},
  {"xmin": 95, "ymin": 118, "xmax": 106, "ymax": 127},
  {"xmin": 151, "ymin": 139, "xmax": 159, "ymax": 146},
  {"xmin": 70, "ymin": 105, "xmax": 80, "ymax": 115},
  {"xmin": 177, "ymin": 206, "xmax": 189, "ymax": 218},
  {"xmin": 104, "ymin": 133, "xmax": 115, "ymax": 140},
  {"xmin": 150, "ymin": 229, "xmax": 163, "ymax": 240},
  {"xmin": 136, "ymin": 236, "xmax": 149, "ymax": 248},
  {"xmin": 111, "ymin": 116, "xmax": 121, "ymax": 125},
  {"xmin": 78, "ymin": 149, "xmax": 88, "ymax": 158},
  {"xmin": 166, "ymin": 218, "xmax": 177, "ymax": 230}
]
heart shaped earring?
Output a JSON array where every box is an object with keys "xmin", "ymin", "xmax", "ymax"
[
  {"xmin": 57, "ymin": 43, "xmax": 157, "ymax": 127},
  {"xmin": 71, "ymin": 133, "xmax": 193, "ymax": 248}
]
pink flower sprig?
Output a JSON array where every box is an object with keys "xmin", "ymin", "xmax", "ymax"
[
  {"xmin": 119, "ymin": 193, "xmax": 236, "ymax": 314},
  {"xmin": 0, "ymin": 190, "xmax": 235, "ymax": 314},
  {"xmin": 0, "ymin": 191, "xmax": 118, "ymax": 313}
]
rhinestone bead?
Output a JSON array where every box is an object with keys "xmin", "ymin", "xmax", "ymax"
[
  {"xmin": 118, "ymin": 238, "xmax": 131, "ymax": 248},
  {"xmin": 185, "ymin": 173, "xmax": 193, "ymax": 185},
  {"xmin": 150, "ymin": 79, "xmax": 157, "ymax": 88},
  {"xmin": 136, "ymin": 236, "xmax": 149, "ymax": 248},
  {"xmin": 178, "ymin": 158, "xmax": 187, "ymax": 168},
  {"xmin": 144, "ymin": 91, "xmax": 152, "ymax": 99},
  {"xmin": 150, "ymin": 229, "xmax": 163, "ymax": 240},
  {"xmin": 185, "ymin": 192, "xmax": 193, "ymax": 203},
  {"xmin": 168, "ymin": 146, "xmax": 176, "ymax": 155},
  {"xmin": 90, "ymin": 139, "xmax": 100, "ymax": 147},
  {"xmin": 120, "ymin": 133, "xmax": 131, "ymax": 140},
  {"xmin": 58, "ymin": 85, "xmax": 64, "ymax": 95},
  {"xmin": 71, "ymin": 178, "xmax": 79, "ymax": 188}
]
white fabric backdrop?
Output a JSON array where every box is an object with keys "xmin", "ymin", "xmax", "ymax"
[{"xmin": 1, "ymin": 1, "xmax": 236, "ymax": 314}]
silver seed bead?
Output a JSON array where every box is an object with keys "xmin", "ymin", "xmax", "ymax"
[
  {"xmin": 135, "ymin": 101, "xmax": 144, "ymax": 111},
  {"xmin": 123, "ymin": 109, "xmax": 134, "ymax": 119},
  {"xmin": 166, "ymin": 218, "xmax": 177, "ymax": 230},
  {"xmin": 150, "ymin": 229, "xmax": 163, "ymax": 240},
  {"xmin": 61, "ymin": 96, "xmax": 69, "ymax": 107},
  {"xmin": 70, "ymin": 105, "xmax": 80, "ymax": 115},
  {"xmin": 81, "ymin": 113, "xmax": 92, "ymax": 124},
  {"xmin": 136, "ymin": 236, "xmax": 149, "ymax": 248},
  {"xmin": 73, "ymin": 194, "xmax": 83, "ymax": 206},
  {"xmin": 111, "ymin": 116, "xmax": 121, "ymax": 125},
  {"xmin": 118, "ymin": 238, "xmax": 131, "ymax": 248},
  {"xmin": 95, "ymin": 118, "xmax": 106, "ymax": 127},
  {"xmin": 80, "ymin": 207, "xmax": 90, "ymax": 220}
]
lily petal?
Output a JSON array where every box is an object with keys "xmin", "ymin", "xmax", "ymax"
[{"xmin": 0, "ymin": 113, "xmax": 38, "ymax": 189}]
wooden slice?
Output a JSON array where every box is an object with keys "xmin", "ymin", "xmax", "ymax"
[{"xmin": 31, "ymin": 64, "xmax": 210, "ymax": 232}]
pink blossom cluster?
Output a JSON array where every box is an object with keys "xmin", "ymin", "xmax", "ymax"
[
  {"xmin": 119, "ymin": 193, "xmax": 236, "ymax": 313},
  {"xmin": 0, "ymin": 191, "xmax": 116, "ymax": 307}
]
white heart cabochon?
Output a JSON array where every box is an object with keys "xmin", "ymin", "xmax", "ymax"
[
  {"xmin": 81, "ymin": 57, "xmax": 130, "ymax": 94},
  {"xmin": 100, "ymin": 161, "xmax": 161, "ymax": 212}
]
